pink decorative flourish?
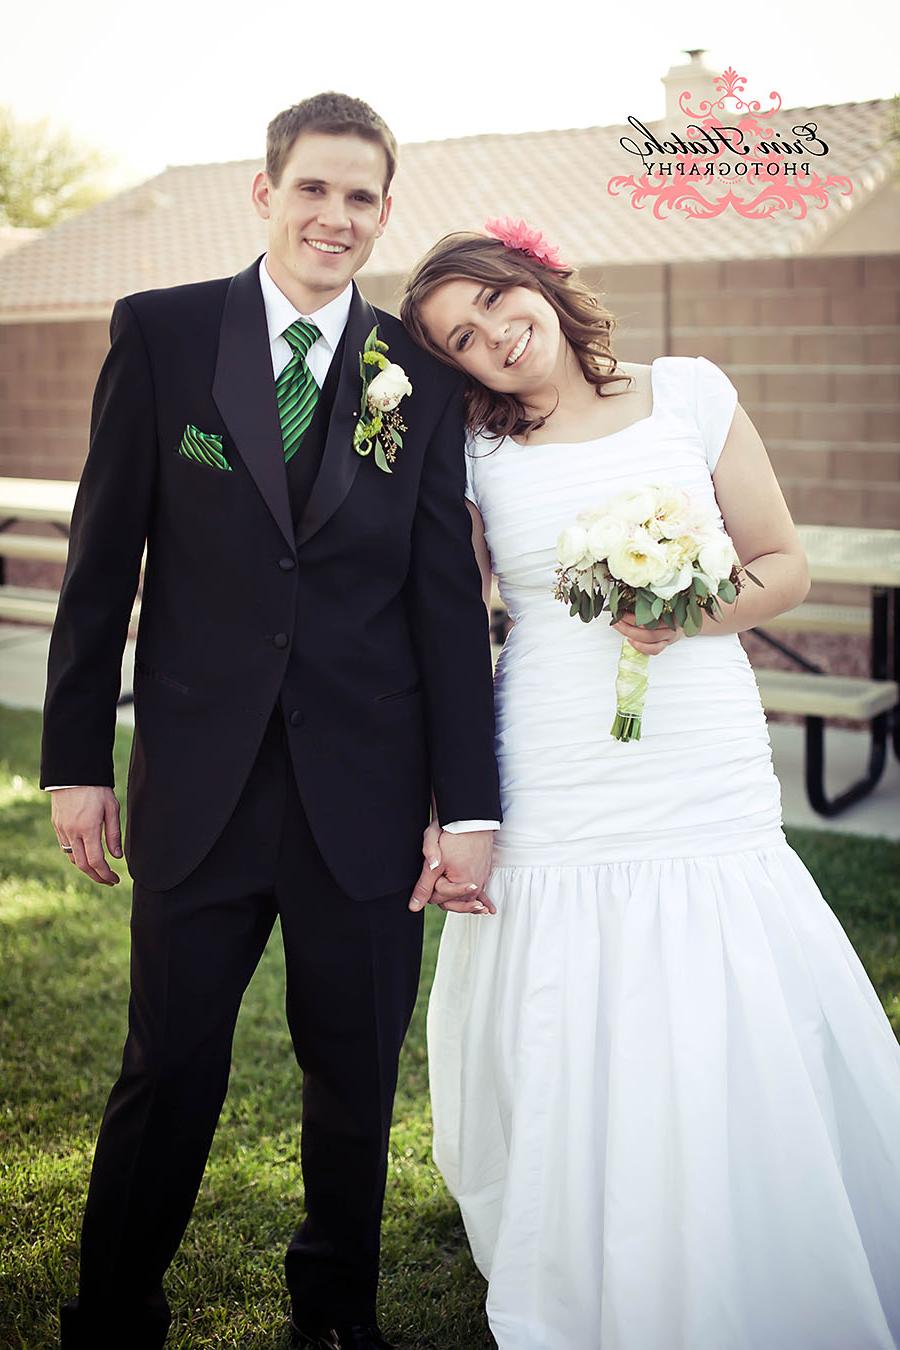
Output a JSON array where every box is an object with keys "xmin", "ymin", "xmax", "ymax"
[
  {"xmin": 679, "ymin": 65, "xmax": 782, "ymax": 121},
  {"xmin": 607, "ymin": 171, "xmax": 854, "ymax": 221},
  {"xmin": 484, "ymin": 217, "xmax": 566, "ymax": 269},
  {"xmin": 608, "ymin": 66, "xmax": 854, "ymax": 222}
]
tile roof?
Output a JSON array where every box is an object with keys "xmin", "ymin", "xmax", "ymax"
[{"xmin": 0, "ymin": 99, "xmax": 893, "ymax": 317}]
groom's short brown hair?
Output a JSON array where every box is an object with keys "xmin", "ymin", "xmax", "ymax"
[{"xmin": 266, "ymin": 92, "xmax": 398, "ymax": 195}]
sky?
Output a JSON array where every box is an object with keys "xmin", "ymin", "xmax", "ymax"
[{"xmin": 3, "ymin": 0, "xmax": 899, "ymax": 187}]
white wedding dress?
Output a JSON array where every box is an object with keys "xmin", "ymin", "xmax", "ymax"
[{"xmin": 427, "ymin": 357, "xmax": 900, "ymax": 1349}]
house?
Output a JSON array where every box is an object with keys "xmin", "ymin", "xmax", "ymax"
[{"xmin": 0, "ymin": 52, "xmax": 897, "ymax": 541}]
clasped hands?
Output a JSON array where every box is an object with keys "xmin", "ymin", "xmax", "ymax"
[{"xmin": 408, "ymin": 824, "xmax": 495, "ymax": 917}]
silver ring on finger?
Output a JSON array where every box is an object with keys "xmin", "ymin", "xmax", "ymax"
[{"xmin": 61, "ymin": 844, "xmax": 74, "ymax": 853}]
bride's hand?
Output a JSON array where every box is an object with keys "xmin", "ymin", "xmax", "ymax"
[{"xmin": 612, "ymin": 611, "xmax": 684, "ymax": 657}]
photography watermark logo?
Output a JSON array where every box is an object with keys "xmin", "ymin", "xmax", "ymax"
[{"xmin": 608, "ymin": 67, "xmax": 853, "ymax": 220}]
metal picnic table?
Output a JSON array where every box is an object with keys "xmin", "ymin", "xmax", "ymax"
[{"xmin": 755, "ymin": 524, "xmax": 900, "ymax": 817}]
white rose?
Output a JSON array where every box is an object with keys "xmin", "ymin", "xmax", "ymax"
[
  {"xmin": 610, "ymin": 486, "xmax": 661, "ymax": 526},
  {"xmin": 696, "ymin": 532, "xmax": 738, "ymax": 584},
  {"xmin": 585, "ymin": 515, "xmax": 628, "ymax": 561},
  {"xmin": 648, "ymin": 488, "xmax": 692, "ymax": 540},
  {"xmin": 649, "ymin": 559, "xmax": 694, "ymax": 600},
  {"xmin": 367, "ymin": 363, "xmax": 413, "ymax": 412},
  {"xmin": 668, "ymin": 534, "xmax": 702, "ymax": 566},
  {"xmin": 607, "ymin": 528, "xmax": 670, "ymax": 588},
  {"xmin": 557, "ymin": 524, "xmax": 591, "ymax": 570}
]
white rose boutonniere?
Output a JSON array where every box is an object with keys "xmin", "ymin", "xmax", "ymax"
[
  {"xmin": 353, "ymin": 327, "xmax": 413, "ymax": 473},
  {"xmin": 367, "ymin": 363, "xmax": 412, "ymax": 412}
]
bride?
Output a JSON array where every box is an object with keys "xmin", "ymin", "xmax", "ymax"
[{"xmin": 400, "ymin": 221, "xmax": 900, "ymax": 1349}]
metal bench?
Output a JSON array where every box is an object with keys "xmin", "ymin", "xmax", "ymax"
[
  {"xmin": 0, "ymin": 533, "xmax": 71, "ymax": 564},
  {"xmin": 765, "ymin": 603, "xmax": 870, "ymax": 636},
  {"xmin": 753, "ymin": 524, "xmax": 900, "ymax": 817},
  {"xmin": 0, "ymin": 585, "xmax": 141, "ymax": 627},
  {"xmin": 755, "ymin": 669, "xmax": 898, "ymax": 817}
]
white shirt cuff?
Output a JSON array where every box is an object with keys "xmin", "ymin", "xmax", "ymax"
[
  {"xmin": 442, "ymin": 819, "xmax": 501, "ymax": 833},
  {"xmin": 44, "ymin": 785, "xmax": 82, "ymax": 790}
]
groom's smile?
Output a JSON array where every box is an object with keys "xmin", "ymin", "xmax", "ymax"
[
  {"xmin": 253, "ymin": 131, "xmax": 392, "ymax": 314},
  {"xmin": 305, "ymin": 239, "xmax": 350, "ymax": 253}
]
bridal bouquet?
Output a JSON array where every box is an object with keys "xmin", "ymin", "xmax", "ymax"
[{"xmin": 553, "ymin": 484, "xmax": 761, "ymax": 742}]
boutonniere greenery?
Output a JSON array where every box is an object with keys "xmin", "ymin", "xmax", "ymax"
[{"xmin": 353, "ymin": 326, "xmax": 413, "ymax": 474}]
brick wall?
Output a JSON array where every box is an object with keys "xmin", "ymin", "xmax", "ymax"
[
  {"xmin": 0, "ymin": 318, "xmax": 110, "ymax": 480},
  {"xmin": 0, "ymin": 317, "xmax": 110, "ymax": 590},
  {"xmin": 2, "ymin": 254, "xmax": 898, "ymax": 594}
]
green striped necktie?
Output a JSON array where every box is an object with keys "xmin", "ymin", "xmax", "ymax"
[{"xmin": 276, "ymin": 319, "xmax": 321, "ymax": 463}]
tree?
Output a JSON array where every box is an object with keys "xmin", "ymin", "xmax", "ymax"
[{"xmin": 0, "ymin": 107, "xmax": 110, "ymax": 229}]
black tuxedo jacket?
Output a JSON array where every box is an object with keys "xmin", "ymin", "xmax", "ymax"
[{"xmin": 41, "ymin": 259, "xmax": 501, "ymax": 898}]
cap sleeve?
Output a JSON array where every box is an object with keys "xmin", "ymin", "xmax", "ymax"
[
  {"xmin": 695, "ymin": 356, "xmax": 738, "ymax": 473},
  {"xmin": 464, "ymin": 433, "xmax": 479, "ymax": 509}
]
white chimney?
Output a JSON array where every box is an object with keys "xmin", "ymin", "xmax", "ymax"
[{"xmin": 661, "ymin": 49, "xmax": 720, "ymax": 124}]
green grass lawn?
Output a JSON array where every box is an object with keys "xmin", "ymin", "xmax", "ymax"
[{"xmin": 2, "ymin": 705, "xmax": 898, "ymax": 1349}]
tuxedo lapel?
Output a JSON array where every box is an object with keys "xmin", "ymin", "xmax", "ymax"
[
  {"xmin": 296, "ymin": 283, "xmax": 377, "ymax": 550},
  {"xmin": 212, "ymin": 258, "xmax": 294, "ymax": 550}
]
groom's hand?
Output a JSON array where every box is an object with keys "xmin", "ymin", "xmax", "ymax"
[
  {"xmin": 409, "ymin": 827, "xmax": 495, "ymax": 915},
  {"xmin": 51, "ymin": 786, "xmax": 123, "ymax": 886}
]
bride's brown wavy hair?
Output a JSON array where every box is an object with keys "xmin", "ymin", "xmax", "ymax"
[{"xmin": 400, "ymin": 232, "xmax": 632, "ymax": 440}]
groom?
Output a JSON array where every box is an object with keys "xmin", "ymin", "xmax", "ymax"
[{"xmin": 41, "ymin": 92, "xmax": 500, "ymax": 1349}]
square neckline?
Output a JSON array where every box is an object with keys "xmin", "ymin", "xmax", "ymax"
[{"xmin": 505, "ymin": 357, "xmax": 660, "ymax": 450}]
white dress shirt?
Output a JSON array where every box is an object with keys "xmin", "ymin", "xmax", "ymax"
[
  {"xmin": 258, "ymin": 255, "xmax": 350, "ymax": 386},
  {"xmin": 49, "ymin": 257, "xmax": 498, "ymax": 834}
]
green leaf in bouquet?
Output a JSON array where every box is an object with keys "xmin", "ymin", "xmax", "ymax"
[
  {"xmin": 672, "ymin": 592, "xmax": 689, "ymax": 628},
  {"xmin": 693, "ymin": 576, "xmax": 710, "ymax": 599},
  {"xmin": 683, "ymin": 608, "xmax": 701, "ymax": 637},
  {"xmin": 634, "ymin": 594, "xmax": 654, "ymax": 627},
  {"xmin": 686, "ymin": 594, "xmax": 703, "ymax": 633},
  {"xmin": 608, "ymin": 583, "xmax": 620, "ymax": 617},
  {"xmin": 569, "ymin": 584, "xmax": 579, "ymax": 605},
  {"xmin": 660, "ymin": 609, "xmax": 677, "ymax": 629},
  {"xmin": 579, "ymin": 590, "xmax": 593, "ymax": 623},
  {"xmin": 650, "ymin": 595, "xmax": 664, "ymax": 619},
  {"xmin": 570, "ymin": 601, "xmax": 580, "ymax": 617},
  {"xmin": 745, "ymin": 568, "xmax": 764, "ymax": 588},
  {"xmin": 718, "ymin": 579, "xmax": 737, "ymax": 603}
]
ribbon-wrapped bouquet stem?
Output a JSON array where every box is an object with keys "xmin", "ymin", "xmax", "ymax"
[{"xmin": 553, "ymin": 485, "xmax": 761, "ymax": 742}]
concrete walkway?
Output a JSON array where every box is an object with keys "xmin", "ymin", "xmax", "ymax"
[{"xmin": 2, "ymin": 623, "xmax": 898, "ymax": 840}]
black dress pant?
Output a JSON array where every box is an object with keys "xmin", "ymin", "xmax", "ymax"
[{"xmin": 62, "ymin": 710, "xmax": 424, "ymax": 1347}]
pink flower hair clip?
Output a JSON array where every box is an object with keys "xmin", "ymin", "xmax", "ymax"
[{"xmin": 483, "ymin": 217, "xmax": 567, "ymax": 270}]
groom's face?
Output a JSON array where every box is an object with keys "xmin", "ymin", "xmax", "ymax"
[{"xmin": 252, "ymin": 132, "xmax": 392, "ymax": 312}]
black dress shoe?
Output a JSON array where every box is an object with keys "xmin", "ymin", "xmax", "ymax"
[
  {"xmin": 289, "ymin": 1319, "xmax": 395, "ymax": 1349},
  {"xmin": 60, "ymin": 1296, "xmax": 170, "ymax": 1349}
]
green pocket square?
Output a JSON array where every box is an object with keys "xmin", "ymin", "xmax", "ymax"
[{"xmin": 176, "ymin": 424, "xmax": 232, "ymax": 472}]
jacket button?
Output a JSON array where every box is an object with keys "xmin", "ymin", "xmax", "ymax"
[
  {"xmin": 289, "ymin": 710, "xmax": 303, "ymax": 727},
  {"xmin": 278, "ymin": 557, "xmax": 295, "ymax": 571},
  {"xmin": 273, "ymin": 633, "xmax": 289, "ymax": 650}
]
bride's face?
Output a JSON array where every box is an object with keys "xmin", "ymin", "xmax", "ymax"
[{"xmin": 419, "ymin": 280, "xmax": 563, "ymax": 394}]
